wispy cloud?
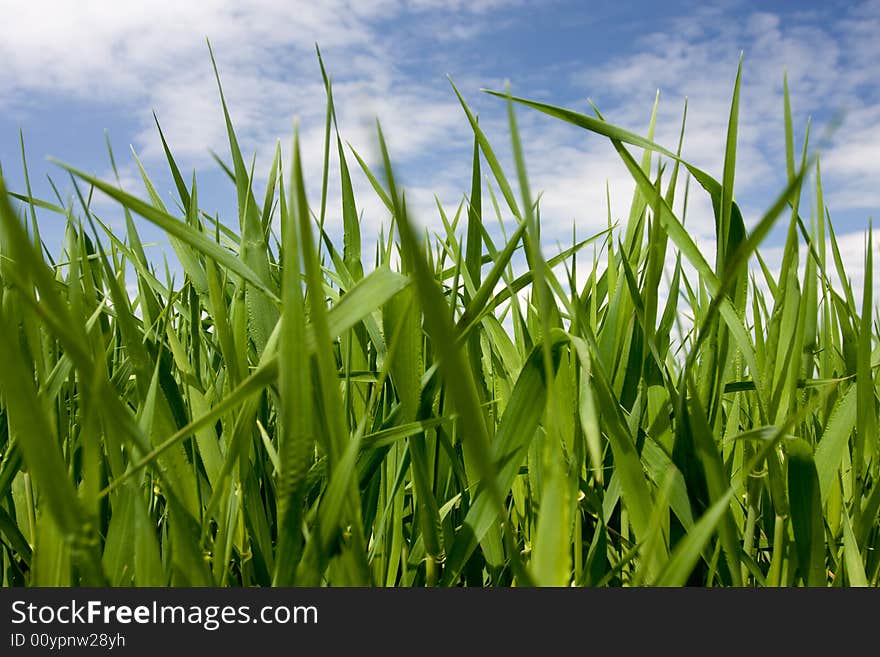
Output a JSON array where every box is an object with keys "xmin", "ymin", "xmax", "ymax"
[
  {"xmin": 1, "ymin": 0, "xmax": 526, "ymax": 241},
  {"xmin": 0, "ymin": 1, "xmax": 510, "ymax": 163},
  {"xmin": 565, "ymin": 1, "xmax": 878, "ymax": 219}
]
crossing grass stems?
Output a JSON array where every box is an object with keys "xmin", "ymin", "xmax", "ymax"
[{"xmin": 0, "ymin": 48, "xmax": 877, "ymax": 587}]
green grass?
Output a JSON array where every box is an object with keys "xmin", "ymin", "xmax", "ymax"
[{"xmin": 0, "ymin": 52, "xmax": 878, "ymax": 587}]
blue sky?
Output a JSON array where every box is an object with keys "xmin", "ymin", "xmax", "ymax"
[{"xmin": 1, "ymin": 0, "xmax": 878, "ymax": 292}]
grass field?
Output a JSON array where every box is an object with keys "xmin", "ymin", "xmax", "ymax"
[{"xmin": 0, "ymin": 52, "xmax": 877, "ymax": 587}]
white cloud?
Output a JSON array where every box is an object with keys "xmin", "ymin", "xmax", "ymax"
[
  {"xmin": 564, "ymin": 1, "xmax": 877, "ymax": 225},
  {"xmin": 1, "ymin": 0, "xmax": 530, "ymax": 261},
  {"xmin": 0, "ymin": 0, "xmax": 508, "ymax": 171}
]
